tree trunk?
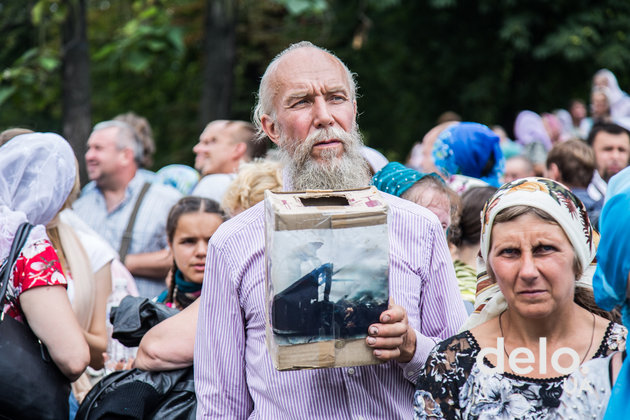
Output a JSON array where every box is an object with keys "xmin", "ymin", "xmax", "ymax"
[
  {"xmin": 62, "ymin": 0, "xmax": 91, "ymax": 186},
  {"xmin": 199, "ymin": 0, "xmax": 236, "ymax": 129}
]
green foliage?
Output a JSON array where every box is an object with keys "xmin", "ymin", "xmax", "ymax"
[
  {"xmin": 92, "ymin": 3, "xmax": 184, "ymax": 75},
  {"xmin": 273, "ymin": 0, "xmax": 328, "ymax": 15},
  {"xmin": 2, "ymin": 0, "xmax": 630, "ymax": 167}
]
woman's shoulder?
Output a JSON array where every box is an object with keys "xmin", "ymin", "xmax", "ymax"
[
  {"xmin": 558, "ymin": 353, "xmax": 614, "ymax": 419},
  {"xmin": 421, "ymin": 331, "xmax": 480, "ymax": 376},
  {"xmin": 594, "ymin": 321, "xmax": 627, "ymax": 357},
  {"xmin": 432, "ymin": 331, "xmax": 479, "ymax": 355},
  {"xmin": 17, "ymin": 238, "xmax": 67, "ymax": 288}
]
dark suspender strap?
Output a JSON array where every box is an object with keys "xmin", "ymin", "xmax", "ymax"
[{"xmin": 118, "ymin": 182, "xmax": 151, "ymax": 262}]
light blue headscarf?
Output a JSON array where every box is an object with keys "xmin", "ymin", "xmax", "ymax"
[
  {"xmin": 593, "ymin": 180, "xmax": 630, "ymax": 420},
  {"xmin": 155, "ymin": 164, "xmax": 200, "ymax": 195}
]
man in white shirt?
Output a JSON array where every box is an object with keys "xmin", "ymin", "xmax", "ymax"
[
  {"xmin": 191, "ymin": 120, "xmax": 266, "ymax": 202},
  {"xmin": 587, "ymin": 122, "xmax": 630, "ymax": 201},
  {"xmin": 73, "ymin": 120, "xmax": 181, "ymax": 297}
]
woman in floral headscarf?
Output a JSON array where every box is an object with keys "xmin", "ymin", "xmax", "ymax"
[{"xmin": 413, "ymin": 178, "xmax": 626, "ymax": 420}]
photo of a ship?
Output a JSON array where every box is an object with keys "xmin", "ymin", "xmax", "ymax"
[
  {"xmin": 268, "ymin": 224, "xmax": 389, "ymax": 345},
  {"xmin": 272, "ymin": 263, "xmax": 388, "ymax": 340}
]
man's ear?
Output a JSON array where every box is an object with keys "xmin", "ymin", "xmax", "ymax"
[
  {"xmin": 232, "ymin": 141, "xmax": 247, "ymax": 160},
  {"xmin": 547, "ymin": 162, "xmax": 561, "ymax": 182},
  {"xmin": 119, "ymin": 147, "xmax": 135, "ymax": 167},
  {"xmin": 261, "ymin": 114, "xmax": 280, "ymax": 145}
]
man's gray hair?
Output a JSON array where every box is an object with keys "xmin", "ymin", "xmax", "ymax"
[
  {"xmin": 92, "ymin": 120, "xmax": 144, "ymax": 166},
  {"xmin": 252, "ymin": 41, "xmax": 357, "ymax": 141}
]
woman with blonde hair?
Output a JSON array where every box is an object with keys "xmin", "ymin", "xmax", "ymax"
[{"xmin": 221, "ymin": 159, "xmax": 283, "ymax": 217}]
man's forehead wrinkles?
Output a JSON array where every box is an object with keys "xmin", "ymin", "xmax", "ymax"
[{"xmin": 282, "ymin": 82, "xmax": 349, "ymax": 98}]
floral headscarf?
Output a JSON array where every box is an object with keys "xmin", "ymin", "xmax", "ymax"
[
  {"xmin": 432, "ymin": 122, "xmax": 504, "ymax": 188},
  {"xmin": 462, "ymin": 177, "xmax": 597, "ymax": 330}
]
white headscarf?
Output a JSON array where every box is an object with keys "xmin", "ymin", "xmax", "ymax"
[
  {"xmin": 461, "ymin": 177, "xmax": 597, "ymax": 330},
  {"xmin": 0, "ymin": 132, "xmax": 76, "ymax": 263}
]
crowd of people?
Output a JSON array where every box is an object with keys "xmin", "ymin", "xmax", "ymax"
[{"xmin": 1, "ymin": 40, "xmax": 630, "ymax": 419}]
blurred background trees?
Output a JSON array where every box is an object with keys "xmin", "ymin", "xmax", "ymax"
[{"xmin": 2, "ymin": 0, "xmax": 630, "ymax": 175}]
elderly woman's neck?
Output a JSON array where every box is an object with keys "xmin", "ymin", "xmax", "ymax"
[{"xmin": 501, "ymin": 303, "xmax": 587, "ymax": 345}]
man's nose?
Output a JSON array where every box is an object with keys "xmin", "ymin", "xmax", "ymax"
[{"xmin": 312, "ymin": 97, "xmax": 334, "ymax": 128}]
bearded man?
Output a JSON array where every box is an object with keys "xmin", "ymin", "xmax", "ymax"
[{"xmin": 194, "ymin": 41, "xmax": 466, "ymax": 419}]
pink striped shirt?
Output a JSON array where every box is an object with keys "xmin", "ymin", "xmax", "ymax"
[{"xmin": 194, "ymin": 193, "xmax": 467, "ymax": 419}]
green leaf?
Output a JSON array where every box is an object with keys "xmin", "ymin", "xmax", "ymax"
[
  {"xmin": 125, "ymin": 51, "xmax": 152, "ymax": 73},
  {"xmin": 166, "ymin": 28, "xmax": 184, "ymax": 54},
  {"xmin": 31, "ymin": 0, "xmax": 46, "ymax": 26},
  {"xmin": 38, "ymin": 55, "xmax": 59, "ymax": 71},
  {"xmin": 146, "ymin": 39, "xmax": 166, "ymax": 52},
  {"xmin": 274, "ymin": 0, "xmax": 329, "ymax": 15},
  {"xmin": 138, "ymin": 6, "xmax": 159, "ymax": 20},
  {"xmin": 93, "ymin": 43, "xmax": 118, "ymax": 61},
  {"xmin": 0, "ymin": 85, "xmax": 17, "ymax": 105}
]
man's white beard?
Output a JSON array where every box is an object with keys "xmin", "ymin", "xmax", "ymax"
[{"xmin": 278, "ymin": 126, "xmax": 371, "ymax": 191}]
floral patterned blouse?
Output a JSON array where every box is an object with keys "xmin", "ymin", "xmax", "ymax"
[
  {"xmin": 413, "ymin": 322, "xmax": 627, "ymax": 420},
  {"xmin": 2, "ymin": 238, "xmax": 67, "ymax": 323}
]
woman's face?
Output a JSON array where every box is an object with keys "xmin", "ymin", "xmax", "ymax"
[
  {"xmin": 416, "ymin": 188, "xmax": 451, "ymax": 232},
  {"xmin": 594, "ymin": 74, "xmax": 609, "ymax": 90},
  {"xmin": 488, "ymin": 213, "xmax": 577, "ymax": 319},
  {"xmin": 169, "ymin": 212, "xmax": 223, "ymax": 284},
  {"xmin": 591, "ymin": 92, "xmax": 610, "ymax": 118}
]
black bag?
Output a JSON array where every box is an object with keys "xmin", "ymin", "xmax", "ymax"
[
  {"xmin": 75, "ymin": 367, "xmax": 196, "ymax": 420},
  {"xmin": 0, "ymin": 222, "xmax": 71, "ymax": 420},
  {"xmin": 110, "ymin": 295, "xmax": 179, "ymax": 347}
]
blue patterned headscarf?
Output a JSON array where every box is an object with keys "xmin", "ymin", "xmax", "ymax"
[
  {"xmin": 432, "ymin": 122, "xmax": 504, "ymax": 187},
  {"xmin": 371, "ymin": 162, "xmax": 442, "ymax": 197}
]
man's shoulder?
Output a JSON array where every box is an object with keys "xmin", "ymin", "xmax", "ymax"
[
  {"xmin": 77, "ymin": 181, "xmax": 99, "ymax": 198},
  {"xmin": 382, "ymin": 191, "xmax": 441, "ymax": 226},
  {"xmin": 146, "ymin": 180, "xmax": 182, "ymax": 201},
  {"xmin": 74, "ymin": 181, "xmax": 104, "ymax": 211},
  {"xmin": 192, "ymin": 173, "xmax": 235, "ymax": 202},
  {"xmin": 211, "ymin": 201, "xmax": 264, "ymax": 250}
]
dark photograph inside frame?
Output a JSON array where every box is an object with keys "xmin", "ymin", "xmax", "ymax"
[{"xmin": 269, "ymin": 225, "xmax": 389, "ymax": 345}]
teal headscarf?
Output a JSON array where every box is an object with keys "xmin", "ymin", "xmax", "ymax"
[{"xmin": 371, "ymin": 161, "xmax": 442, "ymax": 197}]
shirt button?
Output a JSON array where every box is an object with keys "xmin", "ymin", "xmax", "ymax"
[{"xmin": 347, "ymin": 368, "xmax": 355, "ymax": 375}]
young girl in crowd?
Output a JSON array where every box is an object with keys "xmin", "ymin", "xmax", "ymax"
[
  {"xmin": 157, "ymin": 196, "xmax": 225, "ymax": 310},
  {"xmin": 134, "ymin": 159, "xmax": 282, "ymax": 371}
]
